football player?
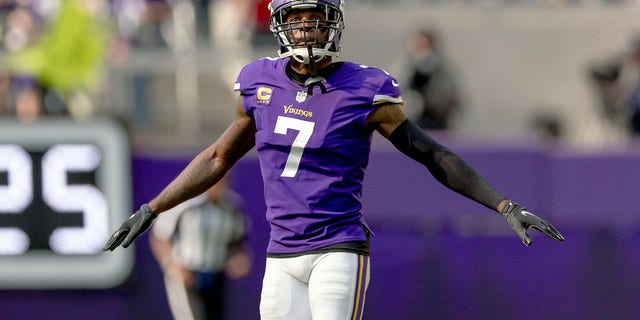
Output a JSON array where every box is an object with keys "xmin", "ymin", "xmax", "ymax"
[{"xmin": 104, "ymin": 1, "xmax": 564, "ymax": 319}]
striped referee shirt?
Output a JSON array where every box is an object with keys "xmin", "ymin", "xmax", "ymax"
[{"xmin": 152, "ymin": 192, "xmax": 247, "ymax": 273}]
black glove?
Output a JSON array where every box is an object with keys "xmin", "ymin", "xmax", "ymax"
[
  {"xmin": 103, "ymin": 204, "xmax": 157, "ymax": 251},
  {"xmin": 501, "ymin": 201, "xmax": 565, "ymax": 246}
]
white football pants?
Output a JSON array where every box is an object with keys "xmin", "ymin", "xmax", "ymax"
[{"xmin": 259, "ymin": 252, "xmax": 370, "ymax": 320}]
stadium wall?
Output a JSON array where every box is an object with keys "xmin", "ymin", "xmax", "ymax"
[{"xmin": 2, "ymin": 137, "xmax": 640, "ymax": 319}]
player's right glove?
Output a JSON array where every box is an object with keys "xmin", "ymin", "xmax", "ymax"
[
  {"xmin": 103, "ymin": 204, "xmax": 157, "ymax": 251},
  {"xmin": 501, "ymin": 201, "xmax": 565, "ymax": 246}
]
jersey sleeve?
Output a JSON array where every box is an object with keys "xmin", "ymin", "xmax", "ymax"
[
  {"xmin": 355, "ymin": 66, "xmax": 405, "ymax": 126},
  {"xmin": 234, "ymin": 58, "xmax": 279, "ymax": 118},
  {"xmin": 373, "ymin": 73, "xmax": 404, "ymax": 106},
  {"xmin": 233, "ymin": 64, "xmax": 257, "ymax": 97},
  {"xmin": 351, "ymin": 64, "xmax": 404, "ymax": 106},
  {"xmin": 234, "ymin": 62, "xmax": 257, "ymax": 118}
]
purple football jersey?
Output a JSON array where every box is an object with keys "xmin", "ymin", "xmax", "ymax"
[{"xmin": 234, "ymin": 58, "xmax": 403, "ymax": 254}]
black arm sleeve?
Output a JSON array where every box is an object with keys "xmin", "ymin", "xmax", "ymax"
[{"xmin": 388, "ymin": 119, "xmax": 507, "ymax": 211}]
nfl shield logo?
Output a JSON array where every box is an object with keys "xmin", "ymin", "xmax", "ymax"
[{"xmin": 296, "ymin": 91, "xmax": 307, "ymax": 103}]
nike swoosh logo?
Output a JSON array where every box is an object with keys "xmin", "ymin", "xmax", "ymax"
[
  {"xmin": 521, "ymin": 210, "xmax": 534, "ymax": 217},
  {"xmin": 391, "ymin": 80, "xmax": 399, "ymax": 87}
]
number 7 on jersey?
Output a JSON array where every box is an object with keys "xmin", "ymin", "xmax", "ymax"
[{"xmin": 274, "ymin": 116, "xmax": 315, "ymax": 178}]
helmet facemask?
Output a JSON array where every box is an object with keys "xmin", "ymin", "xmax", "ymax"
[{"xmin": 270, "ymin": 1, "xmax": 345, "ymax": 64}]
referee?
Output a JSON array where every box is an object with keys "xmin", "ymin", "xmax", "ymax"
[{"xmin": 150, "ymin": 178, "xmax": 251, "ymax": 320}]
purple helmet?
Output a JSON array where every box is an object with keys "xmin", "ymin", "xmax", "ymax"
[{"xmin": 268, "ymin": 0, "xmax": 345, "ymax": 64}]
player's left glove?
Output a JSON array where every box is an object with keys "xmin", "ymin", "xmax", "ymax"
[
  {"xmin": 103, "ymin": 204, "xmax": 157, "ymax": 251},
  {"xmin": 501, "ymin": 201, "xmax": 565, "ymax": 246}
]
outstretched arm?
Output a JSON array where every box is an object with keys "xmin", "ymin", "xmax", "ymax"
[
  {"xmin": 103, "ymin": 96, "xmax": 256, "ymax": 250},
  {"xmin": 367, "ymin": 103, "xmax": 506, "ymax": 211},
  {"xmin": 366, "ymin": 103, "xmax": 564, "ymax": 246}
]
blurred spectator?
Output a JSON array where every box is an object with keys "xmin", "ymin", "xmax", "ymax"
[
  {"xmin": 109, "ymin": 0, "xmax": 172, "ymax": 128},
  {"xmin": 129, "ymin": 0, "xmax": 171, "ymax": 48},
  {"xmin": 1, "ymin": 1, "xmax": 45, "ymax": 121},
  {"xmin": 0, "ymin": 2, "xmax": 11, "ymax": 115},
  {"xmin": 400, "ymin": 28, "xmax": 464, "ymax": 130},
  {"xmin": 192, "ymin": 0, "xmax": 213, "ymax": 42},
  {"xmin": 150, "ymin": 177, "xmax": 251, "ymax": 320},
  {"xmin": 5, "ymin": 0, "xmax": 111, "ymax": 122},
  {"xmin": 209, "ymin": 0, "xmax": 255, "ymax": 44},
  {"xmin": 209, "ymin": 0, "xmax": 255, "ymax": 87},
  {"xmin": 589, "ymin": 33, "xmax": 640, "ymax": 135}
]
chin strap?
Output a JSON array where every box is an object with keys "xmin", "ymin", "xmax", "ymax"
[{"xmin": 304, "ymin": 45, "xmax": 327, "ymax": 95}]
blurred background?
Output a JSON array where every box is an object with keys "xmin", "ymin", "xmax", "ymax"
[{"xmin": 1, "ymin": 0, "xmax": 640, "ymax": 319}]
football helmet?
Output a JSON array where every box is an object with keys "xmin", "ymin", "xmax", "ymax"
[{"xmin": 269, "ymin": 0, "xmax": 345, "ymax": 64}]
